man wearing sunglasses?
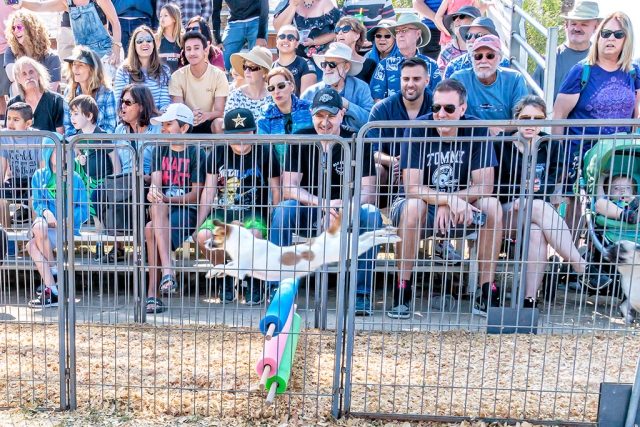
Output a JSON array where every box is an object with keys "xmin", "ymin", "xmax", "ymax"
[
  {"xmin": 451, "ymin": 35, "xmax": 528, "ymax": 136},
  {"xmin": 369, "ymin": 13, "xmax": 441, "ymax": 103},
  {"xmin": 443, "ymin": 16, "xmax": 509, "ymax": 79},
  {"xmin": 533, "ymin": 1, "xmax": 602, "ymax": 101},
  {"xmin": 389, "ymin": 78, "xmax": 501, "ymax": 319}
]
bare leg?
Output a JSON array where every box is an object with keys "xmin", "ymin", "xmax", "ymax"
[
  {"xmin": 26, "ymin": 219, "xmax": 55, "ymax": 288},
  {"xmin": 473, "ymin": 197, "xmax": 502, "ymax": 285},
  {"xmin": 145, "ymin": 221, "xmax": 159, "ymax": 301},
  {"xmin": 149, "ymin": 203, "xmax": 175, "ymax": 279},
  {"xmin": 395, "ymin": 199, "xmax": 428, "ymax": 281},
  {"xmin": 211, "ymin": 118, "xmax": 224, "ymax": 134},
  {"xmin": 524, "ymin": 225, "xmax": 549, "ymax": 298}
]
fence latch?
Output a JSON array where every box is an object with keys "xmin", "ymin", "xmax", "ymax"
[{"xmin": 65, "ymin": 368, "xmax": 71, "ymax": 380}]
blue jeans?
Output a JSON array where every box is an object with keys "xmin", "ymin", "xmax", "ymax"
[
  {"xmin": 269, "ymin": 200, "xmax": 382, "ymax": 295},
  {"xmin": 68, "ymin": 0, "xmax": 113, "ymax": 57},
  {"xmin": 119, "ymin": 16, "xmax": 151, "ymax": 56},
  {"xmin": 221, "ymin": 18, "xmax": 260, "ymax": 70}
]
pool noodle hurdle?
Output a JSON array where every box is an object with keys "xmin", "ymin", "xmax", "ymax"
[
  {"xmin": 265, "ymin": 312, "xmax": 302, "ymax": 405},
  {"xmin": 259, "ymin": 277, "xmax": 299, "ymax": 340},
  {"xmin": 255, "ymin": 305, "xmax": 294, "ymax": 386}
]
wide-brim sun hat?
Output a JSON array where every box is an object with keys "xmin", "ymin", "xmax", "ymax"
[
  {"xmin": 388, "ymin": 13, "xmax": 431, "ymax": 48},
  {"xmin": 559, "ymin": 0, "xmax": 603, "ymax": 21},
  {"xmin": 459, "ymin": 16, "xmax": 500, "ymax": 42},
  {"xmin": 312, "ymin": 42, "xmax": 364, "ymax": 76},
  {"xmin": 230, "ymin": 46, "xmax": 273, "ymax": 78},
  {"xmin": 443, "ymin": 5, "xmax": 482, "ymax": 34},
  {"xmin": 366, "ymin": 19, "xmax": 396, "ymax": 42}
]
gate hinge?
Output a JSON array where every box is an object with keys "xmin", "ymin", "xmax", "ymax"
[{"xmin": 338, "ymin": 387, "xmax": 344, "ymax": 395}]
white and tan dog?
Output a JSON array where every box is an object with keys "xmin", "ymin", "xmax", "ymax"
[
  {"xmin": 604, "ymin": 240, "xmax": 640, "ymax": 323},
  {"xmin": 204, "ymin": 212, "xmax": 401, "ymax": 282}
]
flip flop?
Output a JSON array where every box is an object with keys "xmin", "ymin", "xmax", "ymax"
[
  {"xmin": 145, "ymin": 297, "xmax": 165, "ymax": 314},
  {"xmin": 159, "ymin": 274, "xmax": 178, "ymax": 294}
]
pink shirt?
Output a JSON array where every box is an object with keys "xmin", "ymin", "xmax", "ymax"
[
  {"xmin": 441, "ymin": 0, "xmax": 474, "ymax": 46},
  {"xmin": 0, "ymin": 4, "xmax": 17, "ymax": 53}
]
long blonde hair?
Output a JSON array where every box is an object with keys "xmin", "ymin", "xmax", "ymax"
[
  {"xmin": 587, "ymin": 11, "xmax": 635, "ymax": 72},
  {"xmin": 5, "ymin": 10, "xmax": 50, "ymax": 62},
  {"xmin": 157, "ymin": 4, "xmax": 183, "ymax": 48},
  {"xmin": 66, "ymin": 46, "xmax": 107, "ymax": 101}
]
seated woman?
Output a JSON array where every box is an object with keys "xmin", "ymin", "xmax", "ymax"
[
  {"xmin": 595, "ymin": 175, "xmax": 640, "ymax": 224},
  {"xmin": 5, "ymin": 10, "xmax": 62, "ymax": 93},
  {"xmin": 364, "ymin": 20, "xmax": 396, "ymax": 65},
  {"xmin": 182, "ymin": 16, "xmax": 224, "ymax": 71},
  {"xmin": 494, "ymin": 95, "xmax": 612, "ymax": 307},
  {"xmin": 272, "ymin": 25, "xmax": 317, "ymax": 97},
  {"xmin": 335, "ymin": 16, "xmax": 377, "ymax": 82},
  {"xmin": 114, "ymin": 25, "xmax": 171, "ymax": 112}
]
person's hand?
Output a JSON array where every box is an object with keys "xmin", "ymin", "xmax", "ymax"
[
  {"xmin": 77, "ymin": 154, "xmax": 87, "ymax": 166},
  {"xmin": 256, "ymin": 38, "xmax": 267, "ymax": 47},
  {"xmin": 489, "ymin": 126, "xmax": 504, "ymax": 136},
  {"xmin": 508, "ymin": 198, "xmax": 520, "ymax": 212},
  {"xmin": 391, "ymin": 156, "xmax": 401, "ymax": 184},
  {"xmin": 216, "ymin": 43, "xmax": 225, "ymax": 51},
  {"xmin": 108, "ymin": 47, "xmax": 121, "ymax": 67},
  {"xmin": 448, "ymin": 196, "xmax": 480, "ymax": 226},
  {"xmin": 342, "ymin": 97, "xmax": 349, "ymax": 109},
  {"xmin": 302, "ymin": 37, "xmax": 315, "ymax": 47},
  {"xmin": 533, "ymin": 178, "xmax": 541, "ymax": 193},
  {"xmin": 435, "ymin": 205, "xmax": 451, "ymax": 235},
  {"xmin": 147, "ymin": 184, "xmax": 164, "ymax": 204},
  {"xmin": 193, "ymin": 108, "xmax": 204, "ymax": 126}
]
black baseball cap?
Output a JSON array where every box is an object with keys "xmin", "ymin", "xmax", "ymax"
[
  {"xmin": 224, "ymin": 108, "xmax": 256, "ymax": 133},
  {"xmin": 311, "ymin": 88, "xmax": 343, "ymax": 116},
  {"xmin": 64, "ymin": 49, "xmax": 96, "ymax": 67}
]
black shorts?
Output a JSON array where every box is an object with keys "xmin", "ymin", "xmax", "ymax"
[{"xmin": 0, "ymin": 177, "xmax": 31, "ymax": 201}]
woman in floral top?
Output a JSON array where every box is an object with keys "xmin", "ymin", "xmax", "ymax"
[{"xmin": 273, "ymin": 0, "xmax": 341, "ymax": 60}]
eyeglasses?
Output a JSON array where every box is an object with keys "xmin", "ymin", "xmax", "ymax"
[
  {"xmin": 334, "ymin": 25, "xmax": 353, "ymax": 34},
  {"xmin": 121, "ymin": 98, "xmax": 137, "ymax": 106},
  {"xmin": 600, "ymin": 29, "xmax": 626, "ymax": 39},
  {"xmin": 473, "ymin": 52, "xmax": 497, "ymax": 61},
  {"xmin": 12, "ymin": 25, "xmax": 23, "ymax": 32},
  {"xmin": 267, "ymin": 81, "xmax": 291, "ymax": 92},
  {"xmin": 135, "ymin": 36, "xmax": 154, "ymax": 44},
  {"xmin": 186, "ymin": 25, "xmax": 200, "ymax": 32},
  {"xmin": 396, "ymin": 27, "xmax": 419, "ymax": 35},
  {"xmin": 375, "ymin": 33, "xmax": 392, "ymax": 39},
  {"xmin": 277, "ymin": 33, "xmax": 298, "ymax": 41},
  {"xmin": 321, "ymin": 61, "xmax": 344, "ymax": 69},
  {"xmin": 518, "ymin": 115, "xmax": 546, "ymax": 120},
  {"xmin": 432, "ymin": 103, "xmax": 460, "ymax": 114},
  {"xmin": 465, "ymin": 32, "xmax": 487, "ymax": 40},
  {"xmin": 243, "ymin": 64, "xmax": 262, "ymax": 72}
]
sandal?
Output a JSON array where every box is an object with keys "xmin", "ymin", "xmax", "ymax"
[
  {"xmin": 102, "ymin": 247, "xmax": 126, "ymax": 263},
  {"xmin": 145, "ymin": 297, "xmax": 165, "ymax": 314},
  {"xmin": 159, "ymin": 274, "xmax": 178, "ymax": 294}
]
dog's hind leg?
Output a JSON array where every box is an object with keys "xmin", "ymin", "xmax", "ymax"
[{"xmin": 620, "ymin": 298, "xmax": 634, "ymax": 324}]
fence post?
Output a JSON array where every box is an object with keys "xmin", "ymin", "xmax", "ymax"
[
  {"xmin": 510, "ymin": 0, "xmax": 525, "ymax": 68},
  {"xmin": 543, "ymin": 26, "xmax": 559, "ymax": 115},
  {"xmin": 64, "ymin": 136, "xmax": 77, "ymax": 410}
]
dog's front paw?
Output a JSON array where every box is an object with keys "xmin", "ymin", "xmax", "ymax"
[{"xmin": 205, "ymin": 264, "xmax": 228, "ymax": 279}]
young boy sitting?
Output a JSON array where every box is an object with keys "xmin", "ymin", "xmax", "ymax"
[
  {"xmin": 0, "ymin": 103, "xmax": 44, "ymax": 228},
  {"xmin": 28, "ymin": 141, "xmax": 88, "ymax": 308},
  {"xmin": 595, "ymin": 175, "xmax": 640, "ymax": 224},
  {"xmin": 69, "ymin": 95, "xmax": 121, "ymax": 226},
  {"xmin": 145, "ymin": 103, "xmax": 206, "ymax": 314}
]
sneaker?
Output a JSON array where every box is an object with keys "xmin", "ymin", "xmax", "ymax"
[
  {"xmin": 523, "ymin": 297, "xmax": 537, "ymax": 309},
  {"xmin": 36, "ymin": 274, "xmax": 56, "ymax": 296},
  {"xmin": 29, "ymin": 288, "xmax": 58, "ymax": 308},
  {"xmin": 473, "ymin": 282, "xmax": 501, "ymax": 316},
  {"xmin": 355, "ymin": 294, "xmax": 373, "ymax": 316},
  {"xmin": 386, "ymin": 303, "xmax": 411, "ymax": 319},
  {"xmin": 11, "ymin": 205, "xmax": 30, "ymax": 225},
  {"xmin": 245, "ymin": 277, "xmax": 264, "ymax": 306},
  {"xmin": 433, "ymin": 240, "xmax": 462, "ymax": 263},
  {"xmin": 580, "ymin": 265, "xmax": 613, "ymax": 290},
  {"xmin": 218, "ymin": 275, "xmax": 236, "ymax": 304}
]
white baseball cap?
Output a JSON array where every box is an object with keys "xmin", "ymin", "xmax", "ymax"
[{"xmin": 151, "ymin": 103, "xmax": 194, "ymax": 126}]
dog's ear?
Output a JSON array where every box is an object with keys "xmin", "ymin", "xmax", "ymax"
[{"xmin": 213, "ymin": 219, "xmax": 224, "ymax": 227}]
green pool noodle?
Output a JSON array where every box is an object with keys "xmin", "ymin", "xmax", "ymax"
[{"xmin": 265, "ymin": 312, "xmax": 301, "ymax": 394}]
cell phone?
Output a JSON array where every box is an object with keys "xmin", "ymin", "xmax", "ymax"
[{"xmin": 471, "ymin": 212, "xmax": 486, "ymax": 227}]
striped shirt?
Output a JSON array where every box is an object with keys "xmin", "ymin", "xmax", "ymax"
[
  {"xmin": 113, "ymin": 66, "xmax": 171, "ymax": 112},
  {"xmin": 341, "ymin": 0, "xmax": 395, "ymax": 30}
]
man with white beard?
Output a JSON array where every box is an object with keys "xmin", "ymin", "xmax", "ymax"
[
  {"xmin": 300, "ymin": 43, "xmax": 374, "ymax": 132},
  {"xmin": 450, "ymin": 35, "xmax": 528, "ymax": 136}
]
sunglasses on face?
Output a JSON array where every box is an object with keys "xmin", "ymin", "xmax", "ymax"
[
  {"xmin": 12, "ymin": 25, "xmax": 23, "ymax": 31},
  {"xmin": 267, "ymin": 81, "xmax": 291, "ymax": 92},
  {"xmin": 243, "ymin": 64, "xmax": 262, "ymax": 72},
  {"xmin": 465, "ymin": 32, "xmax": 487, "ymax": 40},
  {"xmin": 334, "ymin": 25, "xmax": 353, "ymax": 34},
  {"xmin": 600, "ymin": 29, "xmax": 626, "ymax": 39},
  {"xmin": 277, "ymin": 33, "xmax": 298, "ymax": 41},
  {"xmin": 518, "ymin": 114, "xmax": 545, "ymax": 120},
  {"xmin": 186, "ymin": 26, "xmax": 200, "ymax": 32},
  {"xmin": 432, "ymin": 103, "xmax": 459, "ymax": 114},
  {"xmin": 321, "ymin": 61, "xmax": 343, "ymax": 69},
  {"xmin": 121, "ymin": 98, "xmax": 137, "ymax": 106},
  {"xmin": 396, "ymin": 27, "xmax": 418, "ymax": 35},
  {"xmin": 375, "ymin": 33, "xmax": 392, "ymax": 39},
  {"xmin": 135, "ymin": 36, "xmax": 154, "ymax": 44},
  {"xmin": 473, "ymin": 52, "xmax": 497, "ymax": 61}
]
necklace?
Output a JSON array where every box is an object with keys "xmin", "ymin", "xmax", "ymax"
[{"xmin": 303, "ymin": 0, "xmax": 313, "ymax": 8}]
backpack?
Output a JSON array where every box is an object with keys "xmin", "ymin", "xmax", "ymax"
[
  {"xmin": 580, "ymin": 62, "xmax": 638, "ymax": 92},
  {"xmin": 99, "ymin": 173, "xmax": 134, "ymax": 236}
]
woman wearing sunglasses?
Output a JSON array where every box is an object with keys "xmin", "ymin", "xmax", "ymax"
[
  {"xmin": 335, "ymin": 16, "xmax": 376, "ymax": 82},
  {"xmin": 5, "ymin": 10, "xmax": 61, "ymax": 94},
  {"xmin": 272, "ymin": 25, "xmax": 317, "ymax": 97},
  {"xmin": 364, "ymin": 19, "xmax": 396, "ymax": 65},
  {"xmin": 182, "ymin": 16, "xmax": 225, "ymax": 71},
  {"xmin": 213, "ymin": 46, "xmax": 273, "ymax": 133},
  {"xmin": 436, "ymin": 5, "xmax": 480, "ymax": 73},
  {"xmin": 258, "ymin": 67, "xmax": 313, "ymax": 162},
  {"xmin": 114, "ymin": 26, "xmax": 170, "ymax": 112},
  {"xmin": 495, "ymin": 95, "xmax": 610, "ymax": 308}
]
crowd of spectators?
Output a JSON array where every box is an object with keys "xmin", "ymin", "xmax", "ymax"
[{"xmin": 0, "ymin": 0, "xmax": 637, "ymax": 320}]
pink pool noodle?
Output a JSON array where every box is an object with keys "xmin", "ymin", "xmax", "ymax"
[{"xmin": 256, "ymin": 305, "xmax": 294, "ymax": 381}]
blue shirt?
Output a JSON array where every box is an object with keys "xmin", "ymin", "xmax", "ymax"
[
  {"xmin": 114, "ymin": 123, "xmax": 162, "ymax": 175},
  {"xmin": 63, "ymin": 85, "xmax": 117, "ymax": 137},
  {"xmin": 419, "ymin": 0, "xmax": 443, "ymax": 30},
  {"xmin": 370, "ymin": 50, "xmax": 441, "ymax": 100},
  {"xmin": 114, "ymin": 66, "xmax": 171, "ymax": 112},
  {"xmin": 451, "ymin": 67, "xmax": 528, "ymax": 121},
  {"xmin": 444, "ymin": 52, "xmax": 511, "ymax": 79}
]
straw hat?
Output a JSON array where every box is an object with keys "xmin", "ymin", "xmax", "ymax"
[
  {"xmin": 388, "ymin": 13, "xmax": 431, "ymax": 48},
  {"xmin": 230, "ymin": 46, "xmax": 273, "ymax": 77},
  {"xmin": 312, "ymin": 42, "xmax": 363, "ymax": 76},
  {"xmin": 559, "ymin": 0, "xmax": 602, "ymax": 21}
]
